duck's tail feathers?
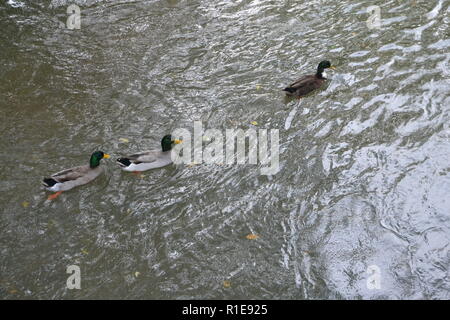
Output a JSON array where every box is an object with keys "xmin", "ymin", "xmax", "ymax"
[
  {"xmin": 117, "ymin": 158, "xmax": 131, "ymax": 167},
  {"xmin": 42, "ymin": 178, "xmax": 58, "ymax": 187},
  {"xmin": 283, "ymin": 87, "xmax": 296, "ymax": 93}
]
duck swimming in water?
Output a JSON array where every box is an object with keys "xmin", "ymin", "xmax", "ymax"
[
  {"xmin": 283, "ymin": 60, "xmax": 336, "ymax": 98},
  {"xmin": 116, "ymin": 135, "xmax": 182, "ymax": 172},
  {"xmin": 42, "ymin": 151, "xmax": 110, "ymax": 200}
]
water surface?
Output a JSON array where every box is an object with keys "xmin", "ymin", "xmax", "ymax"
[{"xmin": 1, "ymin": 0, "xmax": 449, "ymax": 299}]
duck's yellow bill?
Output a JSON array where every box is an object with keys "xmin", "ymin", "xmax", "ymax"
[
  {"xmin": 330, "ymin": 66, "xmax": 337, "ymax": 70},
  {"xmin": 103, "ymin": 154, "xmax": 111, "ymax": 159},
  {"xmin": 174, "ymin": 139, "xmax": 182, "ymax": 144}
]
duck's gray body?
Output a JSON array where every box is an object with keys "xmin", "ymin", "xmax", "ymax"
[
  {"xmin": 42, "ymin": 165, "xmax": 103, "ymax": 192},
  {"xmin": 117, "ymin": 150, "xmax": 173, "ymax": 172}
]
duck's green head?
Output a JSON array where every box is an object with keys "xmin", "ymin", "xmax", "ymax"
[
  {"xmin": 317, "ymin": 60, "xmax": 336, "ymax": 78},
  {"xmin": 318, "ymin": 60, "xmax": 335, "ymax": 70},
  {"xmin": 90, "ymin": 151, "xmax": 110, "ymax": 168},
  {"xmin": 161, "ymin": 134, "xmax": 182, "ymax": 152}
]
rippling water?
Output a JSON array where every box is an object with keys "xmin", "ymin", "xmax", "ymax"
[{"xmin": 1, "ymin": 0, "xmax": 449, "ymax": 299}]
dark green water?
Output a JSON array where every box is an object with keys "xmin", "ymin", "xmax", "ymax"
[{"xmin": 1, "ymin": 0, "xmax": 449, "ymax": 299}]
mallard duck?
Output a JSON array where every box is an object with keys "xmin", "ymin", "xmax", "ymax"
[
  {"xmin": 283, "ymin": 60, "xmax": 336, "ymax": 98},
  {"xmin": 116, "ymin": 135, "xmax": 182, "ymax": 172},
  {"xmin": 42, "ymin": 151, "xmax": 110, "ymax": 200}
]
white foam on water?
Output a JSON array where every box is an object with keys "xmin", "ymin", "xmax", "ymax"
[{"xmin": 7, "ymin": 0, "xmax": 25, "ymax": 8}]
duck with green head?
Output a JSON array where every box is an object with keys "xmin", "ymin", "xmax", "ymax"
[
  {"xmin": 283, "ymin": 60, "xmax": 336, "ymax": 98},
  {"xmin": 42, "ymin": 151, "xmax": 110, "ymax": 200},
  {"xmin": 116, "ymin": 134, "xmax": 182, "ymax": 172}
]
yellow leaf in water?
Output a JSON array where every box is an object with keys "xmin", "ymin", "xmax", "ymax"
[
  {"xmin": 135, "ymin": 272, "xmax": 140, "ymax": 278},
  {"xmin": 81, "ymin": 249, "xmax": 89, "ymax": 255},
  {"xmin": 126, "ymin": 209, "xmax": 132, "ymax": 215},
  {"xmin": 119, "ymin": 138, "xmax": 129, "ymax": 143},
  {"xmin": 9, "ymin": 289, "xmax": 18, "ymax": 294},
  {"xmin": 250, "ymin": 121, "xmax": 258, "ymax": 126},
  {"xmin": 140, "ymin": 174, "xmax": 145, "ymax": 179},
  {"xmin": 256, "ymin": 84, "xmax": 262, "ymax": 90},
  {"xmin": 223, "ymin": 280, "xmax": 231, "ymax": 288},
  {"xmin": 22, "ymin": 201, "xmax": 30, "ymax": 208},
  {"xmin": 246, "ymin": 234, "xmax": 259, "ymax": 240}
]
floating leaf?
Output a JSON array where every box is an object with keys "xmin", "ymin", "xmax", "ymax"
[
  {"xmin": 81, "ymin": 248, "xmax": 89, "ymax": 255},
  {"xmin": 223, "ymin": 280, "xmax": 231, "ymax": 288},
  {"xmin": 256, "ymin": 84, "xmax": 262, "ymax": 90},
  {"xmin": 250, "ymin": 121, "xmax": 258, "ymax": 126},
  {"xmin": 9, "ymin": 289, "xmax": 18, "ymax": 294},
  {"xmin": 126, "ymin": 209, "xmax": 132, "ymax": 215},
  {"xmin": 22, "ymin": 201, "xmax": 29, "ymax": 208},
  {"xmin": 134, "ymin": 272, "xmax": 140, "ymax": 278},
  {"xmin": 119, "ymin": 138, "xmax": 129, "ymax": 143},
  {"xmin": 47, "ymin": 219, "xmax": 56, "ymax": 228},
  {"xmin": 246, "ymin": 234, "xmax": 259, "ymax": 240}
]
